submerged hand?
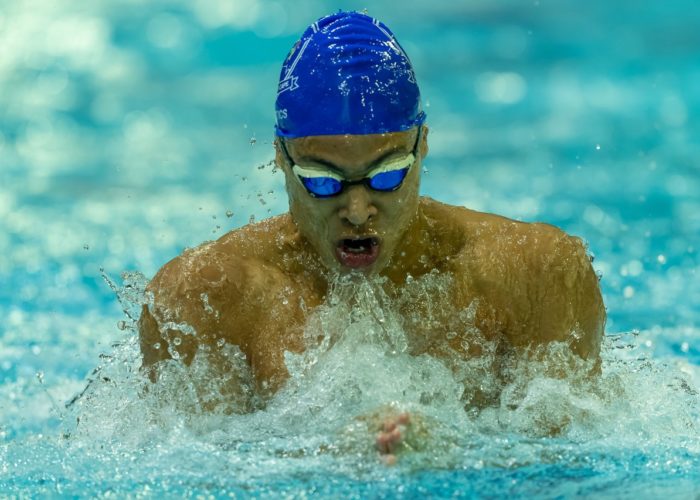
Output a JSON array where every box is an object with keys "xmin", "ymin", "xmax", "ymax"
[{"xmin": 375, "ymin": 411, "xmax": 411, "ymax": 465}]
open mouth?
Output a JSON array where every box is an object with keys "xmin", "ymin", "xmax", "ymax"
[{"xmin": 335, "ymin": 236, "xmax": 380, "ymax": 269}]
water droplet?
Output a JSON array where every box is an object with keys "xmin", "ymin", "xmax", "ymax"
[
  {"xmin": 173, "ymin": 337, "xmax": 182, "ymax": 346},
  {"xmin": 216, "ymin": 338, "xmax": 225, "ymax": 348},
  {"xmin": 282, "ymin": 297, "xmax": 289, "ymax": 305},
  {"xmin": 250, "ymin": 137, "xmax": 257, "ymax": 145},
  {"xmin": 249, "ymin": 215, "xmax": 256, "ymax": 224},
  {"xmin": 153, "ymin": 342, "xmax": 161, "ymax": 350},
  {"xmin": 623, "ymin": 286, "xmax": 635, "ymax": 299},
  {"xmin": 657, "ymin": 254, "xmax": 667, "ymax": 265},
  {"xmin": 226, "ymin": 210, "xmax": 234, "ymax": 218},
  {"xmin": 595, "ymin": 144, "xmax": 601, "ymax": 150},
  {"xmin": 117, "ymin": 320, "xmax": 128, "ymax": 330},
  {"xmin": 681, "ymin": 342, "xmax": 690, "ymax": 353}
]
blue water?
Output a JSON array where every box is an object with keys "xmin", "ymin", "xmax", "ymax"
[{"xmin": 2, "ymin": 0, "xmax": 699, "ymax": 497}]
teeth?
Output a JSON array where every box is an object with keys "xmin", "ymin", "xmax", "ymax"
[
  {"xmin": 347, "ymin": 244, "xmax": 367, "ymax": 253},
  {"xmin": 340, "ymin": 238, "xmax": 376, "ymax": 255}
]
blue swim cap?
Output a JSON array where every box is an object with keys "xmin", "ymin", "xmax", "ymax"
[{"xmin": 275, "ymin": 11, "xmax": 426, "ymax": 138}]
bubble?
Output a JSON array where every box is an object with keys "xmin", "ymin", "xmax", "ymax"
[{"xmin": 226, "ymin": 210, "xmax": 234, "ymax": 218}]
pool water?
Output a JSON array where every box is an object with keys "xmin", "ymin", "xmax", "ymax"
[{"xmin": 2, "ymin": 0, "xmax": 699, "ymax": 497}]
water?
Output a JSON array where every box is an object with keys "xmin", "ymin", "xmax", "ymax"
[{"xmin": 2, "ymin": 0, "xmax": 699, "ymax": 497}]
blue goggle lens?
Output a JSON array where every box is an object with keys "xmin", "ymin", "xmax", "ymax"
[
  {"xmin": 300, "ymin": 176, "xmax": 343, "ymax": 197},
  {"xmin": 298, "ymin": 167, "xmax": 410, "ymax": 197},
  {"xmin": 368, "ymin": 168, "xmax": 409, "ymax": 191}
]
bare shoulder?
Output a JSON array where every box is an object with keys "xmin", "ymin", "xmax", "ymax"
[
  {"xmin": 148, "ymin": 213, "xmax": 297, "ymax": 309},
  {"xmin": 425, "ymin": 198, "xmax": 605, "ymax": 360},
  {"xmin": 139, "ymin": 214, "xmax": 300, "ymax": 367}
]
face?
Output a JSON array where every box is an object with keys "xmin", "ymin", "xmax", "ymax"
[{"xmin": 277, "ymin": 127, "xmax": 428, "ymax": 275}]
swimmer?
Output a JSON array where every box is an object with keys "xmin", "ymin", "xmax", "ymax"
[{"xmin": 138, "ymin": 11, "xmax": 605, "ymax": 459}]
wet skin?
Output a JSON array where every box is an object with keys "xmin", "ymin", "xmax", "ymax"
[{"xmin": 139, "ymin": 126, "xmax": 606, "ymax": 414}]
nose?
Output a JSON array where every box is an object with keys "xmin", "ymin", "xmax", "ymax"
[{"xmin": 338, "ymin": 185, "xmax": 377, "ymax": 226}]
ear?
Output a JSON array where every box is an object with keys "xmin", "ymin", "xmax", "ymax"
[
  {"xmin": 274, "ymin": 137, "xmax": 288, "ymax": 171},
  {"xmin": 419, "ymin": 125, "xmax": 429, "ymax": 159},
  {"xmin": 275, "ymin": 137, "xmax": 298, "ymax": 196}
]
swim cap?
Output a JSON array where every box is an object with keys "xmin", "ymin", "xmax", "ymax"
[{"xmin": 275, "ymin": 11, "xmax": 426, "ymax": 138}]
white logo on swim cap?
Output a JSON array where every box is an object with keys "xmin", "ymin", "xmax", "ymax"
[{"xmin": 277, "ymin": 37, "xmax": 312, "ymax": 96}]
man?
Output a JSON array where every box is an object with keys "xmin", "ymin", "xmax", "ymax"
[{"xmin": 138, "ymin": 11, "xmax": 605, "ymax": 459}]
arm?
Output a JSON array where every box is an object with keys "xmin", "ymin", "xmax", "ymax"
[
  {"xmin": 138, "ymin": 244, "xmax": 250, "ymax": 378},
  {"xmin": 470, "ymin": 222, "xmax": 605, "ymax": 361},
  {"xmin": 507, "ymin": 224, "xmax": 606, "ymax": 360}
]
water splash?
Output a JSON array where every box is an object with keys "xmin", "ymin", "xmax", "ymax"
[
  {"xmin": 4, "ymin": 271, "xmax": 693, "ymax": 498},
  {"xmin": 58, "ymin": 272, "xmax": 700, "ymax": 473}
]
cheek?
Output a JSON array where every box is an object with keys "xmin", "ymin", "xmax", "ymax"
[
  {"xmin": 385, "ymin": 177, "xmax": 420, "ymax": 227},
  {"xmin": 288, "ymin": 186, "xmax": 331, "ymax": 241}
]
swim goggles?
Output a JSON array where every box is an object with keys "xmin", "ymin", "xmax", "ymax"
[{"xmin": 279, "ymin": 128, "xmax": 422, "ymax": 198}]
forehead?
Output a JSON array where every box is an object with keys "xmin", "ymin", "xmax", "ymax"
[{"xmin": 286, "ymin": 129, "xmax": 416, "ymax": 167}]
